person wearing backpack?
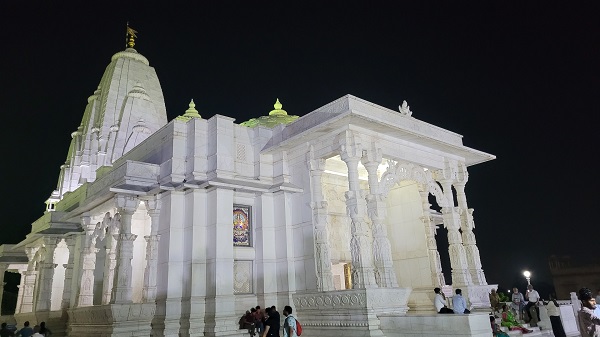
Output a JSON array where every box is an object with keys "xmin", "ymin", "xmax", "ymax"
[{"xmin": 283, "ymin": 305, "xmax": 302, "ymax": 337}]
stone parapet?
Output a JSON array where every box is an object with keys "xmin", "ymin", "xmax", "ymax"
[
  {"xmin": 67, "ymin": 302, "xmax": 156, "ymax": 336},
  {"xmin": 293, "ymin": 288, "xmax": 411, "ymax": 337},
  {"xmin": 460, "ymin": 284, "xmax": 496, "ymax": 311},
  {"xmin": 379, "ymin": 312, "xmax": 492, "ymax": 337}
]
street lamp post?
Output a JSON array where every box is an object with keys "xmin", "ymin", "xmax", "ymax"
[{"xmin": 523, "ymin": 270, "xmax": 531, "ymax": 285}]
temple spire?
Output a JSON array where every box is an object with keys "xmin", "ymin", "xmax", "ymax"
[{"xmin": 126, "ymin": 23, "xmax": 138, "ymax": 49}]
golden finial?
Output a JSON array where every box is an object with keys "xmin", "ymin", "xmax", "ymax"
[
  {"xmin": 269, "ymin": 98, "xmax": 288, "ymax": 116},
  {"xmin": 176, "ymin": 99, "xmax": 202, "ymax": 121},
  {"xmin": 126, "ymin": 22, "xmax": 138, "ymax": 49}
]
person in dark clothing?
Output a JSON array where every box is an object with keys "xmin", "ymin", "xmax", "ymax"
[
  {"xmin": 0, "ymin": 323, "xmax": 15, "ymax": 337},
  {"xmin": 15, "ymin": 321, "xmax": 33, "ymax": 337},
  {"xmin": 38, "ymin": 322, "xmax": 51, "ymax": 337},
  {"xmin": 262, "ymin": 307, "xmax": 280, "ymax": 337}
]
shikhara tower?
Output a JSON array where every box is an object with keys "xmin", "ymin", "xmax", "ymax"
[{"xmin": 0, "ymin": 31, "xmax": 497, "ymax": 337}]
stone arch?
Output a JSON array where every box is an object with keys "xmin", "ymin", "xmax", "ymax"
[{"xmin": 380, "ymin": 160, "xmax": 449, "ymax": 207}]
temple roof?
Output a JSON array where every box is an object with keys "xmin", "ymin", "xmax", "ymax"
[{"xmin": 240, "ymin": 99, "xmax": 299, "ymax": 128}]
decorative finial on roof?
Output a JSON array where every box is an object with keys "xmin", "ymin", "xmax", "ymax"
[
  {"xmin": 126, "ymin": 22, "xmax": 138, "ymax": 49},
  {"xmin": 399, "ymin": 100, "xmax": 412, "ymax": 116},
  {"xmin": 241, "ymin": 98, "xmax": 299, "ymax": 128},
  {"xmin": 269, "ymin": 98, "xmax": 288, "ymax": 116},
  {"xmin": 177, "ymin": 99, "xmax": 202, "ymax": 121}
]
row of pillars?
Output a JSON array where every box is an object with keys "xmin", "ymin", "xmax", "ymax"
[
  {"xmin": 16, "ymin": 194, "xmax": 162, "ymax": 314},
  {"xmin": 309, "ymin": 142, "xmax": 486, "ymax": 291}
]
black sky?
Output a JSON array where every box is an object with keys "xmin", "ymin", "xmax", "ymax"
[{"xmin": 1, "ymin": 2, "xmax": 598, "ymax": 293}]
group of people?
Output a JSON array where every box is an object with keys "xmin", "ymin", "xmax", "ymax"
[
  {"xmin": 240, "ymin": 305, "xmax": 298, "ymax": 337},
  {"xmin": 0, "ymin": 321, "xmax": 51, "ymax": 337},
  {"xmin": 433, "ymin": 287, "xmax": 470, "ymax": 314}
]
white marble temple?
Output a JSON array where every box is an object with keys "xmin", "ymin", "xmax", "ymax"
[{"xmin": 0, "ymin": 41, "xmax": 498, "ymax": 337}]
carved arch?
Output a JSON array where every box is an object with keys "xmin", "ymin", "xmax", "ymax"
[
  {"xmin": 380, "ymin": 160, "xmax": 449, "ymax": 208},
  {"xmin": 90, "ymin": 212, "xmax": 121, "ymax": 249}
]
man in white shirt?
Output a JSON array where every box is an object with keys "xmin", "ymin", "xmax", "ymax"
[
  {"xmin": 434, "ymin": 287, "xmax": 453, "ymax": 313},
  {"xmin": 525, "ymin": 284, "xmax": 541, "ymax": 322}
]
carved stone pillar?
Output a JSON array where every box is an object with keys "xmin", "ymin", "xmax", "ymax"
[
  {"xmin": 111, "ymin": 194, "xmax": 138, "ymax": 303},
  {"xmin": 61, "ymin": 235, "xmax": 76, "ymax": 309},
  {"xmin": 142, "ymin": 196, "xmax": 161, "ymax": 302},
  {"xmin": 0, "ymin": 264, "xmax": 7, "ymax": 315},
  {"xmin": 35, "ymin": 238, "xmax": 60, "ymax": 311},
  {"xmin": 101, "ymin": 215, "xmax": 120, "ymax": 304},
  {"xmin": 77, "ymin": 215, "xmax": 98, "ymax": 307},
  {"xmin": 15, "ymin": 267, "xmax": 27, "ymax": 314},
  {"xmin": 454, "ymin": 181, "xmax": 487, "ymax": 285},
  {"xmin": 308, "ymin": 157, "xmax": 335, "ymax": 291},
  {"xmin": 419, "ymin": 187, "xmax": 446, "ymax": 287},
  {"xmin": 438, "ymin": 179, "xmax": 472, "ymax": 286},
  {"xmin": 361, "ymin": 150, "xmax": 398, "ymax": 288},
  {"xmin": 340, "ymin": 137, "xmax": 377, "ymax": 289},
  {"xmin": 20, "ymin": 246, "xmax": 40, "ymax": 313}
]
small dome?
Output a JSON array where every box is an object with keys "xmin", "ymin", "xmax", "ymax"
[
  {"xmin": 241, "ymin": 99, "xmax": 299, "ymax": 128},
  {"xmin": 110, "ymin": 48, "xmax": 149, "ymax": 65}
]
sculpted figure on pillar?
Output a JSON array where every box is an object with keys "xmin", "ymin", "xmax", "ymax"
[
  {"xmin": 307, "ymin": 146, "xmax": 335, "ymax": 292},
  {"xmin": 454, "ymin": 162, "xmax": 487, "ymax": 285},
  {"xmin": 361, "ymin": 145, "xmax": 398, "ymax": 288},
  {"xmin": 142, "ymin": 196, "xmax": 161, "ymax": 302},
  {"xmin": 338, "ymin": 131, "xmax": 377, "ymax": 289}
]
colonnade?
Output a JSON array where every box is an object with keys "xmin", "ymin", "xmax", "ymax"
[
  {"xmin": 308, "ymin": 136, "xmax": 487, "ymax": 291},
  {"xmin": 14, "ymin": 194, "xmax": 161, "ymax": 315}
]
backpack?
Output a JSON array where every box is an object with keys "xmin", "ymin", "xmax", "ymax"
[{"xmin": 287, "ymin": 315, "xmax": 302, "ymax": 336}]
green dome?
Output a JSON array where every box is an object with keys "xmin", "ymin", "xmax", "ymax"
[{"xmin": 241, "ymin": 99, "xmax": 299, "ymax": 128}]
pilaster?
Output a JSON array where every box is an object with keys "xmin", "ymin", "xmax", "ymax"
[
  {"xmin": 454, "ymin": 181, "xmax": 487, "ymax": 285},
  {"xmin": 111, "ymin": 194, "xmax": 139, "ymax": 304},
  {"xmin": 205, "ymin": 187, "xmax": 237, "ymax": 336},
  {"xmin": 308, "ymin": 157, "xmax": 335, "ymax": 291},
  {"xmin": 339, "ymin": 132, "xmax": 377, "ymax": 289},
  {"xmin": 362, "ymin": 148, "xmax": 398, "ymax": 288},
  {"xmin": 255, "ymin": 192, "xmax": 279, "ymax": 307}
]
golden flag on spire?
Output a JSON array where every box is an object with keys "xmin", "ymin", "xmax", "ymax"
[
  {"xmin": 125, "ymin": 23, "xmax": 138, "ymax": 48},
  {"xmin": 127, "ymin": 26, "xmax": 138, "ymax": 38}
]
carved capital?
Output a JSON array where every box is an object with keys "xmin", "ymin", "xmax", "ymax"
[
  {"xmin": 308, "ymin": 158, "xmax": 327, "ymax": 173},
  {"xmin": 143, "ymin": 195, "xmax": 161, "ymax": 214},
  {"xmin": 360, "ymin": 146, "xmax": 382, "ymax": 170},
  {"xmin": 338, "ymin": 131, "xmax": 363, "ymax": 163},
  {"xmin": 115, "ymin": 194, "xmax": 139, "ymax": 214}
]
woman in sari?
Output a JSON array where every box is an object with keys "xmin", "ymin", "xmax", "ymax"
[{"xmin": 501, "ymin": 304, "xmax": 533, "ymax": 334}]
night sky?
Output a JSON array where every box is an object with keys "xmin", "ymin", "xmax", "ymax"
[{"xmin": 1, "ymin": 3, "xmax": 598, "ymax": 295}]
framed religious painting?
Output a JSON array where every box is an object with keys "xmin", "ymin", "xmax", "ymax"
[{"xmin": 233, "ymin": 205, "xmax": 251, "ymax": 246}]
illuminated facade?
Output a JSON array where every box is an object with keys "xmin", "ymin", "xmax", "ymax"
[{"xmin": 0, "ymin": 43, "xmax": 497, "ymax": 337}]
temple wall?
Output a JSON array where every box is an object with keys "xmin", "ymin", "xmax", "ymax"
[{"xmin": 385, "ymin": 181, "xmax": 431, "ymax": 289}]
